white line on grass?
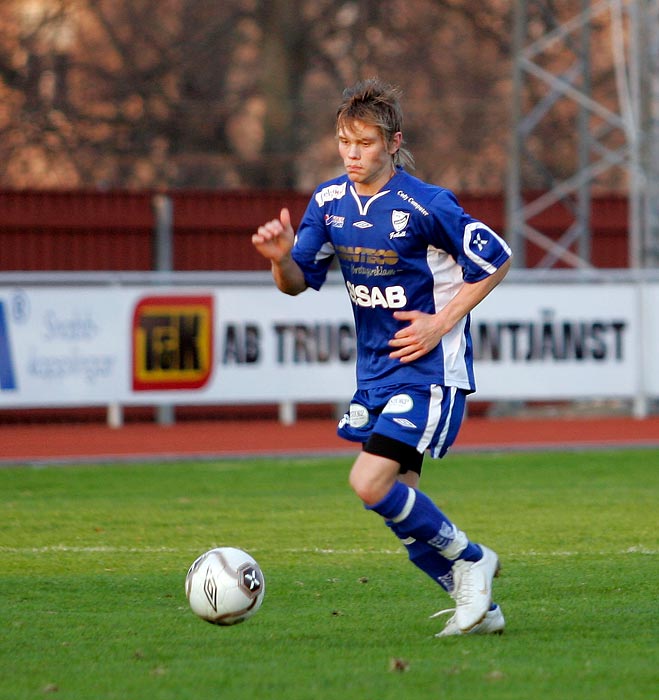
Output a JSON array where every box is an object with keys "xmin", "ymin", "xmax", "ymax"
[{"xmin": 1, "ymin": 545, "xmax": 656, "ymax": 555}]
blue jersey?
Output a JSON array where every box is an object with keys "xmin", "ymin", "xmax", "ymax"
[{"xmin": 291, "ymin": 168, "xmax": 511, "ymax": 392}]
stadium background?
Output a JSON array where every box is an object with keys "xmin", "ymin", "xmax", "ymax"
[
  {"xmin": 1, "ymin": 1, "xmax": 658, "ymax": 452},
  {"xmin": 0, "ymin": 189, "xmax": 644, "ymax": 427},
  {"xmin": 1, "ymin": 187, "xmax": 657, "ymax": 463}
]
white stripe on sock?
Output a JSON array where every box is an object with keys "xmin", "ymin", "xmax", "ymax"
[
  {"xmin": 440, "ymin": 527, "xmax": 469, "ymax": 560},
  {"xmin": 391, "ymin": 487, "xmax": 416, "ymax": 524}
]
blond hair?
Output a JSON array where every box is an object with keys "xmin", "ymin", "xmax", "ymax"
[{"xmin": 336, "ymin": 78, "xmax": 415, "ymax": 169}]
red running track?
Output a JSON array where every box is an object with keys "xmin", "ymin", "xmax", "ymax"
[{"xmin": 1, "ymin": 415, "xmax": 658, "ymax": 464}]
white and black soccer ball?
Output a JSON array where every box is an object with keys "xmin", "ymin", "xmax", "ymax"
[{"xmin": 185, "ymin": 547, "xmax": 265, "ymax": 625}]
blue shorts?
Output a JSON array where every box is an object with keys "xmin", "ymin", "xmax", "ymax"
[{"xmin": 336, "ymin": 384, "xmax": 467, "ymax": 459}]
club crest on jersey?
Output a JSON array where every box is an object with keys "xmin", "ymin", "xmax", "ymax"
[
  {"xmin": 392, "ymin": 210, "xmax": 409, "ymax": 232},
  {"xmin": 390, "ymin": 210, "xmax": 409, "ymax": 239}
]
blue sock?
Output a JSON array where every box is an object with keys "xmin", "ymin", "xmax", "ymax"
[
  {"xmin": 387, "ymin": 520, "xmax": 454, "ymax": 591},
  {"xmin": 368, "ymin": 481, "xmax": 482, "ymax": 562},
  {"xmin": 368, "ymin": 481, "xmax": 411, "ymax": 520},
  {"xmin": 368, "ymin": 481, "xmax": 455, "ymax": 545},
  {"xmin": 460, "ymin": 542, "xmax": 483, "ymax": 562}
]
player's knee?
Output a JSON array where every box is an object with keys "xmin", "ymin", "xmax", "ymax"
[
  {"xmin": 348, "ymin": 468, "xmax": 377, "ymax": 504},
  {"xmin": 348, "ymin": 459, "xmax": 395, "ymax": 506},
  {"xmin": 349, "ymin": 479, "xmax": 384, "ymax": 506}
]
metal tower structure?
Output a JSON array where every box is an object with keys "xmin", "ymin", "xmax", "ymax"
[{"xmin": 507, "ymin": 0, "xmax": 659, "ymax": 269}]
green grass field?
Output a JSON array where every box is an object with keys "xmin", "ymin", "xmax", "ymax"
[{"xmin": 1, "ymin": 448, "xmax": 657, "ymax": 700}]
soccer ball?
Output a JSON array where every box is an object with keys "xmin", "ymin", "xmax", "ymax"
[{"xmin": 185, "ymin": 547, "xmax": 265, "ymax": 625}]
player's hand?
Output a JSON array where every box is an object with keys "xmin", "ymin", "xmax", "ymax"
[
  {"xmin": 388, "ymin": 310, "xmax": 446, "ymax": 363},
  {"xmin": 252, "ymin": 207, "xmax": 295, "ymax": 263}
]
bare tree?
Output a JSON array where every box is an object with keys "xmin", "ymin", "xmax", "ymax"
[{"xmin": 0, "ymin": 0, "xmax": 515, "ymax": 191}]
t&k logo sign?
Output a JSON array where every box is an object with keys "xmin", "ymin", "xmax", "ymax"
[{"xmin": 132, "ymin": 295, "xmax": 214, "ymax": 391}]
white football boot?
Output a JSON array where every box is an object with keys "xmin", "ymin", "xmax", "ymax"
[
  {"xmin": 451, "ymin": 545, "xmax": 500, "ymax": 632},
  {"xmin": 432, "ymin": 603, "xmax": 505, "ymax": 637}
]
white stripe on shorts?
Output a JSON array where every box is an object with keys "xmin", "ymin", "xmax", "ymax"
[
  {"xmin": 432, "ymin": 386, "xmax": 457, "ymax": 458},
  {"xmin": 416, "ymin": 384, "xmax": 445, "ymax": 453}
]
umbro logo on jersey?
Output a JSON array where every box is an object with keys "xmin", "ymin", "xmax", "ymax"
[
  {"xmin": 353, "ymin": 221, "xmax": 373, "ymax": 229},
  {"xmin": 393, "ymin": 418, "xmax": 417, "ymax": 429}
]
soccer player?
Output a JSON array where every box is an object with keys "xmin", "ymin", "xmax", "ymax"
[{"xmin": 252, "ymin": 78, "xmax": 512, "ymax": 636}]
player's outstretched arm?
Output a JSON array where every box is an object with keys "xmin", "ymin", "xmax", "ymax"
[{"xmin": 252, "ymin": 207, "xmax": 308, "ymax": 296}]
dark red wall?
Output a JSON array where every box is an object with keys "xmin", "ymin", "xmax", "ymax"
[{"xmin": 0, "ymin": 189, "xmax": 630, "ymax": 271}]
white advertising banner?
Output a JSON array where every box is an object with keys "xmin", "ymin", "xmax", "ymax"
[
  {"xmin": 0, "ymin": 285, "xmax": 357, "ymax": 407},
  {"xmin": 470, "ymin": 284, "xmax": 639, "ymax": 400},
  {"xmin": 644, "ymin": 284, "xmax": 659, "ymax": 396},
  {"xmin": 0, "ymin": 287, "xmax": 130, "ymax": 407},
  {"xmin": 0, "ymin": 281, "xmax": 657, "ymax": 408}
]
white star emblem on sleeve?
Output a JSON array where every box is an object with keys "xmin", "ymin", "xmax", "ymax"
[{"xmin": 473, "ymin": 232, "xmax": 489, "ymax": 251}]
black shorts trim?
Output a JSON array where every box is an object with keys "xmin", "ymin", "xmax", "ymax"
[{"xmin": 363, "ymin": 433, "xmax": 424, "ymax": 475}]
